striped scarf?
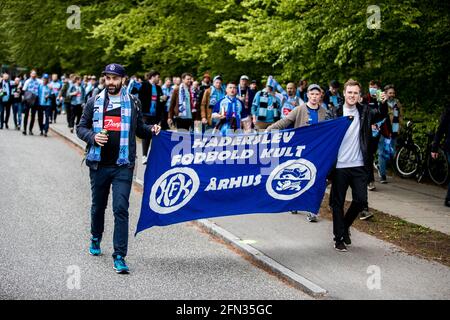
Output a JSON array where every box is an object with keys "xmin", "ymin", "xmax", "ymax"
[
  {"xmin": 178, "ymin": 84, "xmax": 193, "ymax": 118},
  {"xmin": 87, "ymin": 87, "xmax": 131, "ymax": 166}
]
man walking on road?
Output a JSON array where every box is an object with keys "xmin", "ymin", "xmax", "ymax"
[
  {"xmin": 138, "ymin": 70, "xmax": 164, "ymax": 164},
  {"xmin": 22, "ymin": 70, "xmax": 40, "ymax": 135},
  {"xmin": 330, "ymin": 79, "xmax": 373, "ymax": 252},
  {"xmin": 77, "ymin": 63, "xmax": 161, "ymax": 274}
]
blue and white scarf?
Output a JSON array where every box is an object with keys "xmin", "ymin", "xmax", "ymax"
[
  {"xmin": 178, "ymin": 84, "xmax": 193, "ymax": 118},
  {"xmin": 209, "ymin": 86, "xmax": 225, "ymax": 107},
  {"xmin": 267, "ymin": 76, "xmax": 288, "ymax": 100},
  {"xmin": 87, "ymin": 88, "xmax": 131, "ymax": 166},
  {"xmin": 226, "ymin": 96, "xmax": 241, "ymax": 130}
]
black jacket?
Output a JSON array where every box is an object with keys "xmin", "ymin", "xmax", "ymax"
[
  {"xmin": 335, "ymin": 103, "xmax": 374, "ymax": 170},
  {"xmin": 138, "ymin": 81, "xmax": 164, "ymax": 123},
  {"xmin": 76, "ymin": 90, "xmax": 154, "ymax": 170},
  {"xmin": 432, "ymin": 106, "xmax": 450, "ymax": 153}
]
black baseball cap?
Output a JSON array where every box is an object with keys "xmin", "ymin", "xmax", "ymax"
[{"xmin": 102, "ymin": 63, "xmax": 127, "ymax": 77}]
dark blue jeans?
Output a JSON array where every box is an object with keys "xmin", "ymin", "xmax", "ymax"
[
  {"xmin": 89, "ymin": 166, "xmax": 134, "ymax": 258},
  {"xmin": 43, "ymin": 105, "xmax": 52, "ymax": 133}
]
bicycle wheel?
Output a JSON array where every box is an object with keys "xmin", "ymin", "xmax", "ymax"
[
  {"xmin": 395, "ymin": 145, "xmax": 421, "ymax": 178},
  {"xmin": 427, "ymin": 148, "xmax": 449, "ymax": 185}
]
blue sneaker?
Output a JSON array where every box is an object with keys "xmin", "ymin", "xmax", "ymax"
[
  {"xmin": 89, "ymin": 237, "xmax": 101, "ymax": 256},
  {"xmin": 113, "ymin": 256, "xmax": 129, "ymax": 274}
]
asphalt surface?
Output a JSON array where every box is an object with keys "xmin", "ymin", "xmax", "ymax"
[{"xmin": 0, "ymin": 126, "xmax": 311, "ymax": 300}]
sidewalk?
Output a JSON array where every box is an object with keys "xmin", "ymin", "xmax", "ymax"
[{"xmin": 50, "ymin": 122, "xmax": 450, "ymax": 299}]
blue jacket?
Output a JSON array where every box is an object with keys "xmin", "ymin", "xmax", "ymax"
[
  {"xmin": 252, "ymin": 89, "xmax": 282, "ymax": 123},
  {"xmin": 76, "ymin": 93, "xmax": 154, "ymax": 170},
  {"xmin": 38, "ymin": 84, "xmax": 52, "ymax": 106}
]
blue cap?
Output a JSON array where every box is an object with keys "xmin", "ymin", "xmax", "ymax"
[
  {"xmin": 102, "ymin": 63, "xmax": 126, "ymax": 77},
  {"xmin": 42, "ymin": 73, "xmax": 49, "ymax": 79}
]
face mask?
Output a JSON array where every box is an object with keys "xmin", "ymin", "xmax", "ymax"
[{"xmin": 369, "ymin": 88, "xmax": 377, "ymax": 96}]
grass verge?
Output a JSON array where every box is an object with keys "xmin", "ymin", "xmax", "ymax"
[{"xmin": 320, "ymin": 194, "xmax": 450, "ymax": 267}]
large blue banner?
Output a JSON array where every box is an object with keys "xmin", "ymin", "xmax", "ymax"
[{"xmin": 136, "ymin": 117, "xmax": 352, "ymax": 235}]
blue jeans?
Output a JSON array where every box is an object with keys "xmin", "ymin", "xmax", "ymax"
[
  {"xmin": 43, "ymin": 105, "xmax": 52, "ymax": 133},
  {"xmin": 378, "ymin": 136, "xmax": 397, "ymax": 178},
  {"xmin": 89, "ymin": 166, "xmax": 134, "ymax": 258},
  {"xmin": 13, "ymin": 102, "xmax": 23, "ymax": 127}
]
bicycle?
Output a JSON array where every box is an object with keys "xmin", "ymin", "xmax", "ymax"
[{"xmin": 394, "ymin": 120, "xmax": 449, "ymax": 185}]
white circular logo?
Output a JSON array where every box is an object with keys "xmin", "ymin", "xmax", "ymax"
[
  {"xmin": 266, "ymin": 159, "xmax": 317, "ymax": 200},
  {"xmin": 150, "ymin": 168, "xmax": 200, "ymax": 214},
  {"xmin": 110, "ymin": 64, "xmax": 116, "ymax": 71}
]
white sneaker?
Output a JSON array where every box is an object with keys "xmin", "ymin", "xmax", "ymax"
[
  {"xmin": 306, "ymin": 213, "xmax": 318, "ymax": 222},
  {"xmin": 368, "ymin": 182, "xmax": 376, "ymax": 191},
  {"xmin": 142, "ymin": 156, "xmax": 147, "ymax": 165}
]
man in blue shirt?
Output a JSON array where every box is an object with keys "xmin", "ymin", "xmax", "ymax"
[
  {"xmin": 161, "ymin": 77, "xmax": 172, "ymax": 130},
  {"xmin": 36, "ymin": 74, "xmax": 52, "ymax": 137},
  {"xmin": 48, "ymin": 74, "xmax": 62, "ymax": 124},
  {"xmin": 22, "ymin": 70, "xmax": 41, "ymax": 135},
  {"xmin": 68, "ymin": 76, "xmax": 85, "ymax": 133}
]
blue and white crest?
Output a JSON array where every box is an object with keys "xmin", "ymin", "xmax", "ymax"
[
  {"xmin": 150, "ymin": 168, "xmax": 200, "ymax": 214},
  {"xmin": 266, "ymin": 159, "xmax": 317, "ymax": 200}
]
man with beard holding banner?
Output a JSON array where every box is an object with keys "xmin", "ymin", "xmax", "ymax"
[{"xmin": 77, "ymin": 63, "xmax": 161, "ymax": 274}]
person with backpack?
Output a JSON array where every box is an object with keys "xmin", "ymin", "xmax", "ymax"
[
  {"xmin": 0, "ymin": 72, "xmax": 13, "ymax": 130},
  {"xmin": 11, "ymin": 77, "xmax": 23, "ymax": 130},
  {"xmin": 76, "ymin": 63, "xmax": 161, "ymax": 274},
  {"xmin": 22, "ymin": 70, "xmax": 40, "ymax": 135}
]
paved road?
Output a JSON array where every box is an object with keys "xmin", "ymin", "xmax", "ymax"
[{"xmin": 0, "ymin": 127, "xmax": 311, "ymax": 300}]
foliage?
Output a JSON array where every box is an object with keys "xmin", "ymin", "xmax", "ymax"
[{"xmin": 0, "ymin": 0, "xmax": 448, "ymax": 111}]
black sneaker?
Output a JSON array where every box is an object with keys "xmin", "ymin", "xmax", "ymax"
[
  {"xmin": 359, "ymin": 210, "xmax": 374, "ymax": 220},
  {"xmin": 29, "ymin": 131, "xmax": 34, "ymax": 135},
  {"xmin": 22, "ymin": 131, "xmax": 27, "ymax": 135},
  {"xmin": 334, "ymin": 241, "xmax": 347, "ymax": 252},
  {"xmin": 290, "ymin": 210, "xmax": 298, "ymax": 214},
  {"xmin": 380, "ymin": 175, "xmax": 387, "ymax": 184},
  {"xmin": 343, "ymin": 230, "xmax": 352, "ymax": 246}
]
